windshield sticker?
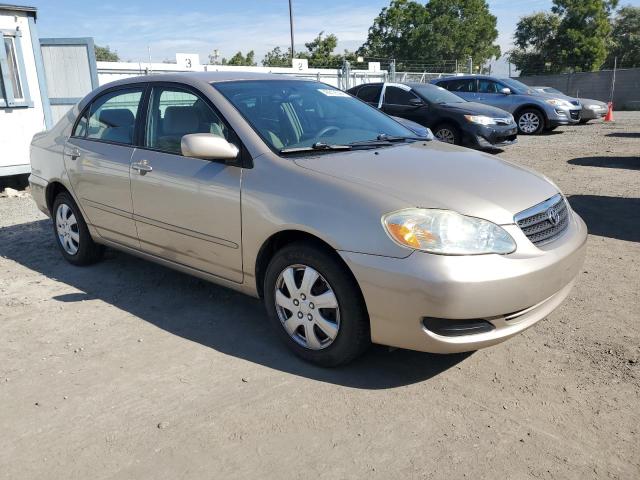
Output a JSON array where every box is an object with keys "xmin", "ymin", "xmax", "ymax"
[{"xmin": 318, "ymin": 89, "xmax": 350, "ymax": 97}]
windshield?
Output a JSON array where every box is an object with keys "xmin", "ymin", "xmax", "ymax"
[
  {"xmin": 213, "ymin": 80, "xmax": 415, "ymax": 152},
  {"xmin": 413, "ymin": 84, "xmax": 466, "ymax": 104},
  {"xmin": 499, "ymin": 78, "xmax": 535, "ymax": 95}
]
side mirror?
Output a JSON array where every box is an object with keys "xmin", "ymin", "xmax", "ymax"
[
  {"xmin": 409, "ymin": 97, "xmax": 425, "ymax": 107},
  {"xmin": 181, "ymin": 133, "xmax": 239, "ymax": 162},
  {"xmin": 500, "ymin": 87, "xmax": 512, "ymax": 95}
]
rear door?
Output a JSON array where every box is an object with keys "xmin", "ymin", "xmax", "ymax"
[
  {"xmin": 129, "ymin": 83, "xmax": 243, "ymax": 282},
  {"xmin": 437, "ymin": 78, "xmax": 477, "ymax": 102},
  {"xmin": 65, "ymin": 86, "xmax": 145, "ymax": 248},
  {"xmin": 381, "ymin": 85, "xmax": 425, "ymax": 124},
  {"xmin": 354, "ymin": 84, "xmax": 383, "ymax": 107}
]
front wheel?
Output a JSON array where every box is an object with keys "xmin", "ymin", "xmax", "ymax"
[
  {"xmin": 517, "ymin": 109, "xmax": 544, "ymax": 135},
  {"xmin": 52, "ymin": 192, "xmax": 104, "ymax": 266},
  {"xmin": 263, "ymin": 243, "xmax": 370, "ymax": 367},
  {"xmin": 433, "ymin": 124, "xmax": 460, "ymax": 145}
]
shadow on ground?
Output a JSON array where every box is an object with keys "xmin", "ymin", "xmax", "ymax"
[
  {"xmin": 0, "ymin": 219, "xmax": 468, "ymax": 389},
  {"xmin": 567, "ymin": 195, "xmax": 640, "ymax": 243},
  {"xmin": 568, "ymin": 156, "xmax": 640, "ymax": 170},
  {"xmin": 606, "ymin": 132, "xmax": 640, "ymax": 139}
]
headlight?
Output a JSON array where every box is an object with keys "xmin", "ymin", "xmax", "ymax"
[
  {"xmin": 464, "ymin": 115, "xmax": 497, "ymax": 125},
  {"xmin": 545, "ymin": 99, "xmax": 573, "ymax": 108},
  {"xmin": 382, "ymin": 208, "xmax": 516, "ymax": 255},
  {"xmin": 587, "ymin": 104, "xmax": 602, "ymax": 110}
]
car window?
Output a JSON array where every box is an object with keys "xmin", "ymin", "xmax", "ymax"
[
  {"xmin": 145, "ymin": 86, "xmax": 229, "ymax": 155},
  {"xmin": 72, "ymin": 110, "xmax": 89, "ymax": 138},
  {"xmin": 85, "ymin": 88, "xmax": 144, "ymax": 145},
  {"xmin": 214, "ymin": 80, "xmax": 414, "ymax": 151},
  {"xmin": 478, "ymin": 79, "xmax": 508, "ymax": 94},
  {"xmin": 441, "ymin": 79, "xmax": 476, "ymax": 93},
  {"xmin": 356, "ymin": 84, "xmax": 382, "ymax": 103},
  {"xmin": 384, "ymin": 86, "xmax": 420, "ymax": 106}
]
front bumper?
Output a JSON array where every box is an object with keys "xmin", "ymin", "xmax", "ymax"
[
  {"xmin": 465, "ymin": 123, "xmax": 518, "ymax": 149},
  {"xmin": 339, "ymin": 210, "xmax": 587, "ymax": 354},
  {"xmin": 581, "ymin": 107, "xmax": 607, "ymax": 120},
  {"xmin": 548, "ymin": 106, "xmax": 581, "ymax": 126}
]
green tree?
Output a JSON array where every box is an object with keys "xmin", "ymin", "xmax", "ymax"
[
  {"xmin": 507, "ymin": 12, "xmax": 562, "ymax": 75},
  {"xmin": 509, "ymin": 0, "xmax": 619, "ymax": 73},
  {"xmin": 358, "ymin": 0, "xmax": 500, "ymax": 71},
  {"xmin": 552, "ymin": 0, "xmax": 618, "ymax": 71},
  {"xmin": 262, "ymin": 46, "xmax": 292, "ymax": 67},
  {"xmin": 608, "ymin": 6, "xmax": 640, "ymax": 67},
  {"xmin": 298, "ymin": 31, "xmax": 356, "ymax": 68},
  {"xmin": 94, "ymin": 45, "xmax": 119, "ymax": 62},
  {"xmin": 222, "ymin": 50, "xmax": 257, "ymax": 66}
]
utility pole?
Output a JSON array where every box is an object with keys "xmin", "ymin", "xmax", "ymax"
[
  {"xmin": 610, "ymin": 56, "xmax": 617, "ymax": 104},
  {"xmin": 289, "ymin": 0, "xmax": 295, "ymax": 61}
]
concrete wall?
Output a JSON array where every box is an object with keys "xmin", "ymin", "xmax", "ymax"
[
  {"xmin": 517, "ymin": 68, "xmax": 640, "ymax": 110},
  {"xmin": 0, "ymin": 10, "xmax": 46, "ymax": 175}
]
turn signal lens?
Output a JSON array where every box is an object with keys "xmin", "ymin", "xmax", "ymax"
[{"xmin": 382, "ymin": 209, "xmax": 516, "ymax": 255}]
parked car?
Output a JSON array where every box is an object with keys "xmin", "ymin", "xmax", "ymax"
[
  {"xmin": 532, "ymin": 86, "xmax": 608, "ymax": 124},
  {"xmin": 432, "ymin": 75, "xmax": 582, "ymax": 135},
  {"xmin": 29, "ymin": 73, "xmax": 587, "ymax": 366},
  {"xmin": 347, "ymin": 82, "xmax": 517, "ymax": 149}
]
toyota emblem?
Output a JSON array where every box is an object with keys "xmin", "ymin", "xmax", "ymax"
[{"xmin": 547, "ymin": 206, "xmax": 561, "ymax": 226}]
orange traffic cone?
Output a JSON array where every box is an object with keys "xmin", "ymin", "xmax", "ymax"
[{"xmin": 604, "ymin": 102, "xmax": 614, "ymax": 122}]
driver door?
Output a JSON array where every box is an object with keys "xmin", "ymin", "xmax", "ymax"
[
  {"xmin": 129, "ymin": 84, "xmax": 243, "ymax": 283},
  {"xmin": 381, "ymin": 86, "xmax": 427, "ymax": 125}
]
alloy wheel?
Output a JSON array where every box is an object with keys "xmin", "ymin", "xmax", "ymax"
[
  {"xmin": 55, "ymin": 203, "xmax": 80, "ymax": 255},
  {"xmin": 435, "ymin": 128, "xmax": 456, "ymax": 144},
  {"xmin": 518, "ymin": 112, "xmax": 541, "ymax": 134},
  {"xmin": 274, "ymin": 264, "xmax": 340, "ymax": 350}
]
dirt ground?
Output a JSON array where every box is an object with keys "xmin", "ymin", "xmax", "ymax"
[{"xmin": 1, "ymin": 113, "xmax": 638, "ymax": 480}]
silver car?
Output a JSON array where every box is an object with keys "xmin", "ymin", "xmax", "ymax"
[
  {"xmin": 433, "ymin": 75, "xmax": 582, "ymax": 134},
  {"xmin": 532, "ymin": 86, "xmax": 608, "ymax": 124},
  {"xmin": 29, "ymin": 73, "xmax": 587, "ymax": 366}
]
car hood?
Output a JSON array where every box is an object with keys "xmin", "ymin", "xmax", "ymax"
[
  {"xmin": 440, "ymin": 101, "xmax": 512, "ymax": 118},
  {"xmin": 293, "ymin": 142, "xmax": 558, "ymax": 225}
]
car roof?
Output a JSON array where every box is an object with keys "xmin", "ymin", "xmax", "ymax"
[{"xmin": 80, "ymin": 71, "xmax": 314, "ymax": 109}]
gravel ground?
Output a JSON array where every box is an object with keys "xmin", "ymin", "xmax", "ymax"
[{"xmin": 1, "ymin": 113, "xmax": 638, "ymax": 479}]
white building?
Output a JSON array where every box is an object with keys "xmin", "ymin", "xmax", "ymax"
[{"xmin": 0, "ymin": 4, "xmax": 51, "ymax": 177}]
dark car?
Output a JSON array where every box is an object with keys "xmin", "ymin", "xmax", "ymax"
[{"xmin": 347, "ymin": 82, "xmax": 517, "ymax": 149}]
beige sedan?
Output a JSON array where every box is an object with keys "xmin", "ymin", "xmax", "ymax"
[{"xmin": 29, "ymin": 72, "xmax": 587, "ymax": 366}]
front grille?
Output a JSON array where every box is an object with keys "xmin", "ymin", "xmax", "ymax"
[
  {"xmin": 515, "ymin": 194, "xmax": 570, "ymax": 246},
  {"xmin": 570, "ymin": 110, "xmax": 580, "ymax": 120}
]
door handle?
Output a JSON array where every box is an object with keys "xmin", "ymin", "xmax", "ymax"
[
  {"xmin": 132, "ymin": 160, "xmax": 153, "ymax": 175},
  {"xmin": 66, "ymin": 147, "xmax": 81, "ymax": 161}
]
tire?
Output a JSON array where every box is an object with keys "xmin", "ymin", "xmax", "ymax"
[
  {"xmin": 516, "ymin": 109, "xmax": 544, "ymax": 135},
  {"xmin": 263, "ymin": 243, "xmax": 370, "ymax": 367},
  {"xmin": 579, "ymin": 119, "xmax": 590, "ymax": 124},
  {"xmin": 433, "ymin": 123, "xmax": 460, "ymax": 145},
  {"xmin": 52, "ymin": 192, "xmax": 104, "ymax": 266}
]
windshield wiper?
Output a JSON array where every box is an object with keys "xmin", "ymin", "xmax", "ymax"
[
  {"xmin": 280, "ymin": 142, "xmax": 352, "ymax": 154},
  {"xmin": 376, "ymin": 134, "xmax": 423, "ymax": 142}
]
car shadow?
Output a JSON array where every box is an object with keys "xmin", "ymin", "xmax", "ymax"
[
  {"xmin": 567, "ymin": 195, "xmax": 640, "ymax": 243},
  {"xmin": 606, "ymin": 132, "xmax": 640, "ymax": 139},
  {"xmin": 0, "ymin": 219, "xmax": 469, "ymax": 389},
  {"xmin": 567, "ymin": 156, "xmax": 639, "ymax": 170}
]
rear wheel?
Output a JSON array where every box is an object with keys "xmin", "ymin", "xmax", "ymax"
[
  {"xmin": 433, "ymin": 124, "xmax": 460, "ymax": 145},
  {"xmin": 517, "ymin": 109, "xmax": 544, "ymax": 135},
  {"xmin": 264, "ymin": 243, "xmax": 370, "ymax": 367},
  {"xmin": 52, "ymin": 192, "xmax": 104, "ymax": 266}
]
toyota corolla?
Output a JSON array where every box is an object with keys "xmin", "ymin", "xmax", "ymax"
[{"xmin": 29, "ymin": 73, "xmax": 587, "ymax": 366}]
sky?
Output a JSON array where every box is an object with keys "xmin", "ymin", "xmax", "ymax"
[{"xmin": 28, "ymin": 0, "xmax": 639, "ymax": 73}]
